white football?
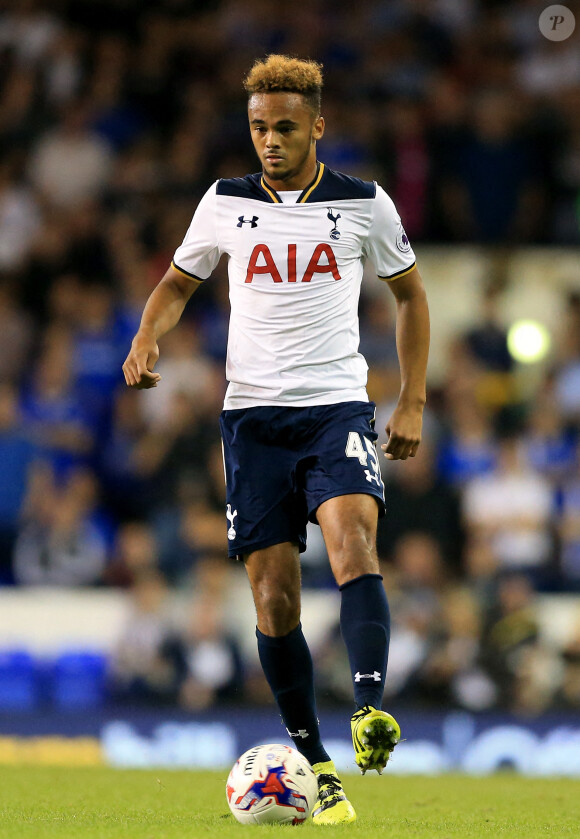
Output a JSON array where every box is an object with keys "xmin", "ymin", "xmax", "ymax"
[{"xmin": 226, "ymin": 743, "xmax": 318, "ymax": 825}]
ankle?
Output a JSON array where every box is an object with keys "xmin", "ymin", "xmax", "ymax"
[{"xmin": 312, "ymin": 759, "xmax": 337, "ymax": 775}]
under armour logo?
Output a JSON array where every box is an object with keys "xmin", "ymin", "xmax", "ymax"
[
  {"xmin": 355, "ymin": 671, "xmax": 382, "ymax": 682},
  {"xmin": 237, "ymin": 216, "xmax": 259, "ymax": 228},
  {"xmin": 364, "ymin": 469, "xmax": 381, "ymax": 486},
  {"xmin": 226, "ymin": 504, "xmax": 237, "ymax": 540},
  {"xmin": 287, "ymin": 728, "xmax": 309, "ymax": 739},
  {"xmin": 327, "ymin": 208, "xmax": 341, "ymax": 240}
]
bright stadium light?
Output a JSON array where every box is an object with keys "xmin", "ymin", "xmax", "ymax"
[{"xmin": 507, "ymin": 319, "xmax": 551, "ymax": 363}]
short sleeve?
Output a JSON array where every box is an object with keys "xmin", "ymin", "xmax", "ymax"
[
  {"xmin": 172, "ymin": 183, "xmax": 222, "ymax": 282},
  {"xmin": 363, "ymin": 185, "xmax": 416, "ymax": 281}
]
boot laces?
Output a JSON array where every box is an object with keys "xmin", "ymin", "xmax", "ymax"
[{"xmin": 317, "ymin": 773, "xmax": 343, "ymax": 802}]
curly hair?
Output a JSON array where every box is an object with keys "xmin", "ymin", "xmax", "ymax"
[{"xmin": 243, "ymin": 55, "xmax": 323, "ymax": 114}]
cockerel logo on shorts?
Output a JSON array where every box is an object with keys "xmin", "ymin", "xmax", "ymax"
[{"xmin": 226, "ymin": 504, "xmax": 238, "ymax": 540}]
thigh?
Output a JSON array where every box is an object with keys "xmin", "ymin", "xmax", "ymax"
[
  {"xmin": 301, "ymin": 401, "xmax": 385, "ymax": 523},
  {"xmin": 220, "ymin": 408, "xmax": 308, "ymax": 559},
  {"xmin": 317, "ymin": 493, "xmax": 380, "ymax": 586},
  {"xmin": 244, "ymin": 542, "xmax": 302, "ymax": 636}
]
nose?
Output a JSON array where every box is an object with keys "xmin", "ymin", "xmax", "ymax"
[{"xmin": 265, "ymin": 131, "xmax": 280, "ymax": 148}]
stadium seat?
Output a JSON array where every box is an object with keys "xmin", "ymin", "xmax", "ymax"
[
  {"xmin": 49, "ymin": 650, "xmax": 108, "ymax": 710},
  {"xmin": 0, "ymin": 649, "xmax": 40, "ymax": 711}
]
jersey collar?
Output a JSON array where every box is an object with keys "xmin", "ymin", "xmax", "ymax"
[{"xmin": 259, "ymin": 162, "xmax": 325, "ymax": 204}]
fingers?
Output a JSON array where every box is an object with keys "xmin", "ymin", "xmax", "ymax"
[
  {"xmin": 409, "ymin": 439, "xmax": 421, "ymax": 458},
  {"xmin": 135, "ymin": 371, "xmax": 161, "ymax": 389},
  {"xmin": 122, "ymin": 358, "xmax": 162, "ymax": 389},
  {"xmin": 381, "ymin": 436, "xmax": 421, "ymax": 461}
]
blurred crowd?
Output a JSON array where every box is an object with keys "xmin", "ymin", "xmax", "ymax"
[{"xmin": 0, "ymin": 0, "xmax": 580, "ymax": 716}]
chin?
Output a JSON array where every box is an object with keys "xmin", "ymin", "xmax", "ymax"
[{"xmin": 264, "ymin": 163, "xmax": 289, "ymax": 180}]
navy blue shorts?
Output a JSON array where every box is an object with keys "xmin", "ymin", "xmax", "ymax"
[{"xmin": 219, "ymin": 401, "xmax": 385, "ymax": 559}]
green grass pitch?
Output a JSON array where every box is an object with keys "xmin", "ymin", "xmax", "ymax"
[{"xmin": 0, "ymin": 767, "xmax": 578, "ymax": 838}]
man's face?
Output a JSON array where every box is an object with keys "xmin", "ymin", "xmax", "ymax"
[{"xmin": 248, "ymin": 92, "xmax": 324, "ymax": 185}]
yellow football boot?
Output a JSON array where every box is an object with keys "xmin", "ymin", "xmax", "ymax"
[
  {"xmin": 311, "ymin": 760, "xmax": 356, "ymax": 825},
  {"xmin": 351, "ymin": 705, "xmax": 400, "ymax": 774}
]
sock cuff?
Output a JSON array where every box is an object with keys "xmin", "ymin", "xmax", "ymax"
[
  {"xmin": 256, "ymin": 622, "xmax": 303, "ymax": 646},
  {"xmin": 339, "ymin": 573, "xmax": 383, "ymax": 592}
]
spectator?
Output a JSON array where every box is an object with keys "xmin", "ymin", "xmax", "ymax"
[
  {"xmin": 479, "ymin": 573, "xmax": 541, "ymax": 711},
  {"xmin": 98, "ymin": 386, "xmax": 153, "ymax": 521},
  {"xmin": 171, "ymin": 591, "xmax": 244, "ymax": 711},
  {"xmin": 378, "ymin": 442, "xmax": 464, "ymax": 571},
  {"xmin": 554, "ymin": 291, "xmax": 580, "ymax": 424},
  {"xmin": 437, "ymin": 397, "xmax": 497, "ymax": 486},
  {"xmin": 376, "ymin": 98, "xmax": 430, "ymax": 240},
  {"xmin": 28, "ymin": 100, "xmax": 113, "ymax": 208},
  {"xmin": 464, "ymin": 285, "xmax": 514, "ymax": 374},
  {"xmin": 0, "ymin": 65, "xmax": 44, "ymax": 152},
  {"xmin": 0, "ymin": 382, "xmax": 38, "ymax": 583},
  {"xmin": 417, "ymin": 586, "xmax": 497, "ymax": 712},
  {"xmin": 440, "ymin": 89, "xmax": 543, "ymax": 242},
  {"xmin": 550, "ymin": 87, "xmax": 580, "ymax": 244},
  {"xmin": 61, "ymin": 200, "xmax": 113, "ymax": 281},
  {"xmin": 19, "ymin": 329, "xmax": 94, "ymax": 473},
  {"xmin": 463, "ymin": 435, "xmax": 555, "ymax": 585},
  {"xmin": 110, "ymin": 568, "xmax": 179, "ymax": 704},
  {"xmin": 103, "ymin": 520, "xmax": 159, "ymax": 588},
  {"xmin": 554, "ymin": 625, "xmax": 580, "ymax": 710},
  {"xmin": 383, "ymin": 534, "xmax": 445, "ymax": 701},
  {"xmin": 13, "ymin": 465, "xmax": 110, "ymax": 586},
  {"xmin": 0, "ymin": 156, "xmax": 41, "ymax": 271},
  {"xmin": 557, "ymin": 450, "xmax": 580, "ymax": 588},
  {"xmin": 134, "ymin": 385, "xmax": 222, "ymax": 516},
  {"xmin": 71, "ymin": 281, "xmax": 126, "ymax": 431},
  {"xmin": 523, "ymin": 388, "xmax": 577, "ymax": 483},
  {"xmin": 140, "ymin": 322, "xmax": 216, "ymax": 429},
  {"xmin": 0, "ymin": 0, "xmax": 62, "ymax": 68},
  {"xmin": 0, "ymin": 284, "xmax": 33, "ymax": 385}
]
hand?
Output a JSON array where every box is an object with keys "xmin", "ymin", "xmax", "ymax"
[
  {"xmin": 122, "ymin": 332, "xmax": 161, "ymax": 389},
  {"xmin": 381, "ymin": 402, "xmax": 423, "ymax": 460}
]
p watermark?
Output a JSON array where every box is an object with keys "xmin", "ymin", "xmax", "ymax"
[{"xmin": 539, "ymin": 5, "xmax": 576, "ymax": 40}]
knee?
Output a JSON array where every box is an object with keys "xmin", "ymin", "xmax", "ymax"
[
  {"xmin": 330, "ymin": 526, "xmax": 379, "ymax": 587},
  {"xmin": 252, "ymin": 578, "xmax": 301, "ymax": 636}
]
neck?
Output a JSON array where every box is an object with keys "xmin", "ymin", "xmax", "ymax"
[{"xmin": 263, "ymin": 158, "xmax": 319, "ymax": 192}]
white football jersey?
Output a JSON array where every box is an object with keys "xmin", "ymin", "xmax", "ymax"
[{"xmin": 172, "ymin": 162, "xmax": 415, "ymax": 409}]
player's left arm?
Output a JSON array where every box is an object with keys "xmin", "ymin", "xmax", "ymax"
[{"xmin": 382, "ymin": 265, "xmax": 430, "ymax": 460}]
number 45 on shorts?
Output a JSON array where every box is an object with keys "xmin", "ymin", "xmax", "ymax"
[{"xmin": 345, "ymin": 431, "xmax": 382, "ymax": 486}]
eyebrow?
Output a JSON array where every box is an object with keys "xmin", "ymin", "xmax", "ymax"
[{"xmin": 250, "ymin": 118, "xmax": 299, "ymax": 126}]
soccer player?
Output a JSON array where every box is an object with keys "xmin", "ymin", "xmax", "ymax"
[{"xmin": 123, "ymin": 55, "xmax": 429, "ymax": 824}]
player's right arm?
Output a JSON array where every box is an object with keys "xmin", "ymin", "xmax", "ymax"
[
  {"xmin": 123, "ymin": 184, "xmax": 221, "ymax": 390},
  {"xmin": 122, "ymin": 265, "xmax": 200, "ymax": 389}
]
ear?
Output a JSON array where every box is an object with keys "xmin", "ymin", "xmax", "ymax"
[{"xmin": 312, "ymin": 115, "xmax": 324, "ymax": 141}]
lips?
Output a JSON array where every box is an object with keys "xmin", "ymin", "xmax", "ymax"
[{"xmin": 265, "ymin": 155, "xmax": 283, "ymax": 162}]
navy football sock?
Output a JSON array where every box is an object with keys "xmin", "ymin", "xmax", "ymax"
[
  {"xmin": 339, "ymin": 573, "xmax": 390, "ymax": 709},
  {"xmin": 256, "ymin": 623, "xmax": 330, "ymax": 765}
]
